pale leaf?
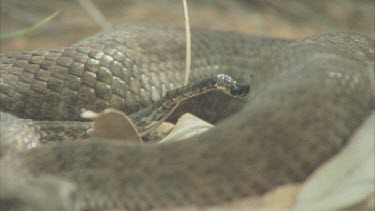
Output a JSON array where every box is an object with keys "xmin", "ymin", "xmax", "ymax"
[
  {"xmin": 82, "ymin": 109, "xmax": 142, "ymax": 143},
  {"xmin": 159, "ymin": 113, "xmax": 213, "ymax": 143},
  {"xmin": 293, "ymin": 112, "xmax": 375, "ymax": 211}
]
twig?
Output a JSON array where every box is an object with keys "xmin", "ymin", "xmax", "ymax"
[
  {"xmin": 168, "ymin": 0, "xmax": 191, "ymax": 115},
  {"xmin": 182, "ymin": 0, "xmax": 191, "ymax": 86},
  {"xmin": 134, "ymin": 0, "xmax": 192, "ymax": 136},
  {"xmin": 78, "ymin": 0, "xmax": 111, "ymax": 30},
  {"xmin": 0, "ymin": 10, "xmax": 61, "ymax": 41}
]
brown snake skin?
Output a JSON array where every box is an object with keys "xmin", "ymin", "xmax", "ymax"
[{"xmin": 0, "ymin": 25, "xmax": 374, "ymax": 210}]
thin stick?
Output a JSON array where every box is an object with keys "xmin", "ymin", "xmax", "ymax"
[
  {"xmin": 171, "ymin": 0, "xmax": 191, "ymax": 114},
  {"xmin": 182, "ymin": 0, "xmax": 191, "ymax": 86},
  {"xmin": 138, "ymin": 0, "xmax": 192, "ymax": 136},
  {"xmin": 78, "ymin": 0, "xmax": 111, "ymax": 30},
  {"xmin": 155, "ymin": 0, "xmax": 191, "ymax": 130},
  {"xmin": 0, "ymin": 10, "xmax": 60, "ymax": 41}
]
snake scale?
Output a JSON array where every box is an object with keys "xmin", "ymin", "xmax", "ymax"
[{"xmin": 0, "ymin": 25, "xmax": 374, "ymax": 210}]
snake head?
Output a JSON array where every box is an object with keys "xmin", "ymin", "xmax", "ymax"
[
  {"xmin": 230, "ymin": 83, "xmax": 250, "ymax": 98},
  {"xmin": 215, "ymin": 74, "xmax": 250, "ymax": 98}
]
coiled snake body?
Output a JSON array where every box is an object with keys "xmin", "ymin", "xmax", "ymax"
[{"xmin": 0, "ymin": 25, "xmax": 374, "ymax": 210}]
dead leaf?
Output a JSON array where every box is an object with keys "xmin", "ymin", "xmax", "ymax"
[
  {"xmin": 81, "ymin": 109, "xmax": 142, "ymax": 143},
  {"xmin": 142, "ymin": 122, "xmax": 175, "ymax": 142},
  {"xmin": 293, "ymin": 112, "xmax": 375, "ymax": 211},
  {"xmin": 159, "ymin": 113, "xmax": 213, "ymax": 143}
]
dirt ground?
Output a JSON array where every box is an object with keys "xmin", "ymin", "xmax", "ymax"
[{"xmin": 1, "ymin": 0, "xmax": 373, "ymax": 52}]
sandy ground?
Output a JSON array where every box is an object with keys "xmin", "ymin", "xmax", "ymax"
[{"xmin": 1, "ymin": 0, "xmax": 373, "ymax": 52}]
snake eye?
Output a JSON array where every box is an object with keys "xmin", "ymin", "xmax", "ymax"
[{"xmin": 230, "ymin": 84, "xmax": 250, "ymax": 97}]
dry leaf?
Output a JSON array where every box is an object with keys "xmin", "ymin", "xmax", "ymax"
[
  {"xmin": 159, "ymin": 113, "xmax": 213, "ymax": 143},
  {"xmin": 293, "ymin": 112, "xmax": 375, "ymax": 211},
  {"xmin": 142, "ymin": 122, "xmax": 175, "ymax": 142},
  {"xmin": 82, "ymin": 109, "xmax": 142, "ymax": 143}
]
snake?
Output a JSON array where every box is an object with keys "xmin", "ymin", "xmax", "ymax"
[{"xmin": 0, "ymin": 25, "xmax": 374, "ymax": 210}]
